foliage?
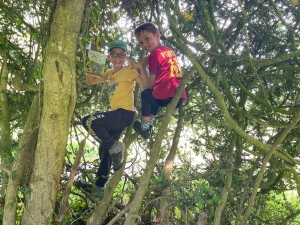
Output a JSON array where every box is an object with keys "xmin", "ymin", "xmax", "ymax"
[
  {"xmin": 1, "ymin": 0, "xmax": 300, "ymax": 224},
  {"xmin": 252, "ymin": 191, "xmax": 300, "ymax": 224}
]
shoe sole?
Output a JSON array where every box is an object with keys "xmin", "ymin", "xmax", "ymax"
[
  {"xmin": 80, "ymin": 187, "xmax": 92, "ymax": 195},
  {"xmin": 113, "ymin": 142, "xmax": 125, "ymax": 171},
  {"xmin": 133, "ymin": 121, "xmax": 150, "ymax": 139},
  {"xmin": 82, "ymin": 190, "xmax": 99, "ymax": 202},
  {"xmin": 79, "ymin": 186, "xmax": 103, "ymax": 202},
  {"xmin": 75, "ymin": 181, "xmax": 93, "ymax": 191}
]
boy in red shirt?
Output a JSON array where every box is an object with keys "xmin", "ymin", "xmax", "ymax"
[{"xmin": 132, "ymin": 22, "xmax": 186, "ymax": 139}]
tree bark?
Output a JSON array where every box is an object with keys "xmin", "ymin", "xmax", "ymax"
[
  {"xmin": 214, "ymin": 134, "xmax": 235, "ymax": 225},
  {"xmin": 123, "ymin": 48, "xmax": 192, "ymax": 225},
  {"xmin": 3, "ymin": 94, "xmax": 40, "ymax": 225},
  {"xmin": 159, "ymin": 105, "xmax": 185, "ymax": 224},
  {"xmin": 87, "ymin": 137, "xmax": 133, "ymax": 225},
  {"xmin": 0, "ymin": 30, "xmax": 12, "ymax": 195},
  {"xmin": 21, "ymin": 1, "xmax": 86, "ymax": 224},
  {"xmin": 239, "ymin": 111, "xmax": 300, "ymax": 224}
]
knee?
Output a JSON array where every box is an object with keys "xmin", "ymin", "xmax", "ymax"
[
  {"xmin": 141, "ymin": 89, "xmax": 152, "ymax": 99},
  {"xmin": 81, "ymin": 115, "xmax": 90, "ymax": 127},
  {"xmin": 176, "ymin": 99, "xmax": 184, "ymax": 108},
  {"xmin": 99, "ymin": 145, "xmax": 105, "ymax": 158}
]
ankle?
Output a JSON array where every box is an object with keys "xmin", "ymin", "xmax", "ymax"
[
  {"xmin": 141, "ymin": 120, "xmax": 150, "ymax": 131},
  {"xmin": 97, "ymin": 186, "xmax": 103, "ymax": 193},
  {"xmin": 149, "ymin": 115, "xmax": 155, "ymax": 125},
  {"xmin": 110, "ymin": 142, "xmax": 117, "ymax": 149}
]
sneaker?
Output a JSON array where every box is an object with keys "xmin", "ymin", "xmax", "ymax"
[
  {"xmin": 133, "ymin": 121, "xmax": 151, "ymax": 139},
  {"xmin": 108, "ymin": 142, "xmax": 125, "ymax": 171},
  {"xmin": 74, "ymin": 180, "xmax": 103, "ymax": 202}
]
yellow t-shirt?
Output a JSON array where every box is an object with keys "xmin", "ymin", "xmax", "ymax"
[{"xmin": 102, "ymin": 66, "xmax": 139, "ymax": 111}]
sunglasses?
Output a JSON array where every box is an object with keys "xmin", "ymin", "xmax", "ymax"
[{"xmin": 109, "ymin": 52, "xmax": 127, "ymax": 58}]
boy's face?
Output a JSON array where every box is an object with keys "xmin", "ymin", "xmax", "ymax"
[
  {"xmin": 136, "ymin": 30, "xmax": 160, "ymax": 53},
  {"xmin": 107, "ymin": 47, "xmax": 128, "ymax": 69}
]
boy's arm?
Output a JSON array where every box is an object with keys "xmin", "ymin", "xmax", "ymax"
[
  {"xmin": 129, "ymin": 60, "xmax": 150, "ymax": 89},
  {"xmin": 85, "ymin": 71, "xmax": 106, "ymax": 85},
  {"xmin": 149, "ymin": 73, "xmax": 156, "ymax": 89}
]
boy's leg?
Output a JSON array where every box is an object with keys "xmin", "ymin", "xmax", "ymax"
[
  {"xmin": 82, "ymin": 109, "xmax": 132, "ymax": 149},
  {"xmin": 134, "ymin": 89, "xmax": 158, "ymax": 138},
  {"xmin": 81, "ymin": 114, "xmax": 102, "ymax": 143},
  {"xmin": 141, "ymin": 89, "xmax": 159, "ymax": 119},
  {"xmin": 134, "ymin": 94, "xmax": 184, "ymax": 139},
  {"xmin": 76, "ymin": 128, "xmax": 124, "ymax": 198},
  {"xmin": 89, "ymin": 109, "xmax": 134, "ymax": 171},
  {"xmin": 75, "ymin": 143, "xmax": 109, "ymax": 198},
  {"xmin": 95, "ymin": 129, "xmax": 123, "ymax": 188},
  {"xmin": 95, "ymin": 145, "xmax": 111, "ymax": 188},
  {"xmin": 151, "ymin": 97, "xmax": 184, "ymax": 113},
  {"xmin": 81, "ymin": 112, "xmax": 115, "ymax": 149},
  {"xmin": 91, "ymin": 145, "xmax": 109, "ymax": 192},
  {"xmin": 176, "ymin": 98, "xmax": 184, "ymax": 108}
]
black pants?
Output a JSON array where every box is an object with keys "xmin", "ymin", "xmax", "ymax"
[
  {"xmin": 96, "ymin": 142, "xmax": 113, "ymax": 187},
  {"xmin": 141, "ymin": 89, "xmax": 184, "ymax": 116},
  {"xmin": 81, "ymin": 108, "xmax": 135, "ymax": 187}
]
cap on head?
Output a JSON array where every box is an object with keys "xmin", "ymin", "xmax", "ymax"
[{"xmin": 108, "ymin": 40, "xmax": 128, "ymax": 52}]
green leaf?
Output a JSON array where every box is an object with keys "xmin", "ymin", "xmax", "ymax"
[
  {"xmin": 12, "ymin": 170, "xmax": 18, "ymax": 180},
  {"xmin": 24, "ymin": 187, "xmax": 31, "ymax": 199},
  {"xmin": 16, "ymin": 19, "xmax": 22, "ymax": 25},
  {"xmin": 292, "ymin": 0, "xmax": 298, "ymax": 6}
]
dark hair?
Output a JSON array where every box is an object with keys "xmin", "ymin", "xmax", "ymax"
[{"xmin": 134, "ymin": 22, "xmax": 159, "ymax": 37}]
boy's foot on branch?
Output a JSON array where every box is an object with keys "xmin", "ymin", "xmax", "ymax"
[
  {"xmin": 74, "ymin": 180, "xmax": 103, "ymax": 202},
  {"xmin": 133, "ymin": 121, "xmax": 151, "ymax": 139}
]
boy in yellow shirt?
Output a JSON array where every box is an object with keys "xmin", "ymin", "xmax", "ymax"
[{"xmin": 77, "ymin": 40, "xmax": 149, "ymax": 200}]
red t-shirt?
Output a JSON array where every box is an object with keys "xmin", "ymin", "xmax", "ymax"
[{"xmin": 148, "ymin": 46, "xmax": 186, "ymax": 100}]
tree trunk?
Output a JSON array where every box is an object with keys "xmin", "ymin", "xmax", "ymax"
[
  {"xmin": 214, "ymin": 134, "xmax": 235, "ymax": 225},
  {"xmin": 124, "ymin": 56, "xmax": 191, "ymax": 225},
  {"xmin": 160, "ymin": 106, "xmax": 185, "ymax": 225},
  {"xmin": 3, "ymin": 94, "xmax": 40, "ymax": 225},
  {"xmin": 0, "ymin": 30, "xmax": 12, "ymax": 195},
  {"xmin": 87, "ymin": 137, "xmax": 134, "ymax": 224},
  {"xmin": 21, "ymin": 1, "xmax": 86, "ymax": 224}
]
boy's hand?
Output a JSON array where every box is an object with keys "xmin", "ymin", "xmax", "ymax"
[
  {"xmin": 142, "ymin": 56, "xmax": 149, "ymax": 67},
  {"xmin": 86, "ymin": 71, "xmax": 103, "ymax": 78},
  {"xmin": 129, "ymin": 59, "xmax": 145, "ymax": 70}
]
